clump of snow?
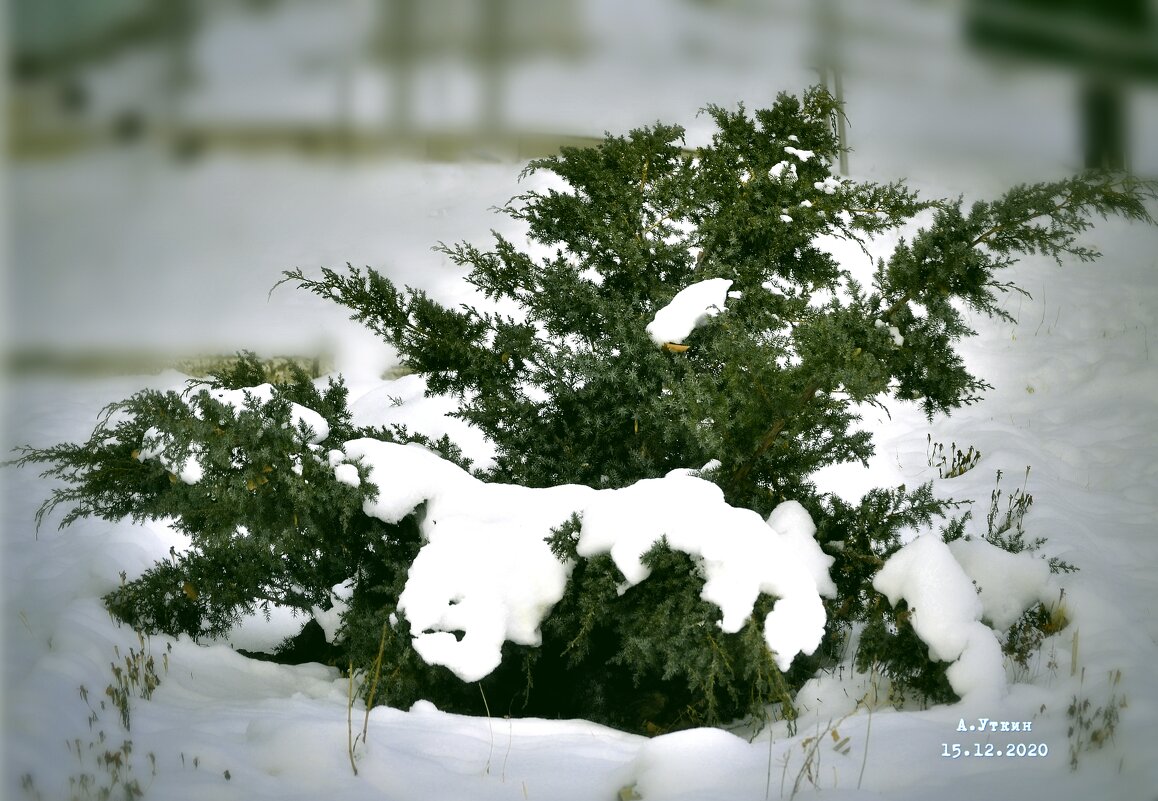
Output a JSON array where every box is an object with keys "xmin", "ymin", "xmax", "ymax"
[
  {"xmin": 814, "ymin": 176, "xmax": 842, "ymax": 194},
  {"xmin": 348, "ymin": 373, "xmax": 497, "ymax": 471},
  {"xmin": 333, "ymin": 462, "xmax": 361, "ymax": 487},
  {"xmin": 875, "ymin": 318, "xmax": 905, "ymax": 346},
  {"xmin": 948, "ymin": 537, "xmax": 1052, "ymax": 630},
  {"xmin": 579, "ymin": 474, "xmax": 834, "ymax": 670},
  {"xmin": 136, "ymin": 426, "xmax": 205, "ymax": 484},
  {"xmin": 767, "ymin": 500, "xmax": 837, "ymax": 599},
  {"xmin": 780, "ymin": 213, "xmax": 794, "ymax": 223},
  {"xmin": 646, "ymin": 278, "xmax": 734, "ymax": 345},
  {"xmin": 312, "ymin": 580, "xmax": 355, "ymax": 643},
  {"xmin": 340, "ymin": 440, "xmax": 833, "ymax": 680},
  {"xmin": 343, "ymin": 438, "xmax": 593, "ymax": 681},
  {"xmin": 769, "ymin": 160, "xmax": 797, "ymax": 181},
  {"xmin": 784, "ymin": 145, "xmax": 815, "ymax": 161},
  {"xmin": 945, "ymin": 625, "xmax": 1007, "ymax": 701},
  {"xmin": 343, "ymin": 439, "xmax": 476, "ymax": 525},
  {"xmin": 872, "ymin": 534, "xmax": 1007, "ymax": 700}
]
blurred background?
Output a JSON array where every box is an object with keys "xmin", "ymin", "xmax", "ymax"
[{"xmin": 4, "ymin": 0, "xmax": 1158, "ymax": 377}]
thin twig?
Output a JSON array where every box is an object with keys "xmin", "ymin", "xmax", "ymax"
[
  {"xmin": 728, "ymin": 380, "xmax": 822, "ymax": 491},
  {"xmin": 858, "ymin": 700, "xmax": 872, "ymax": 790},
  {"xmin": 346, "ymin": 661, "xmax": 358, "ymax": 776},
  {"xmin": 479, "ymin": 684, "xmax": 494, "ymax": 775},
  {"xmin": 360, "ymin": 618, "xmax": 391, "ymax": 746}
]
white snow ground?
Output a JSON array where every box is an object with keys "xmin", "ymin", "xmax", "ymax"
[{"xmin": 5, "ymin": 2, "xmax": 1158, "ymax": 800}]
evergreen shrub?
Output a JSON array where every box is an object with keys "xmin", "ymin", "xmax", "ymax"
[{"xmin": 12, "ymin": 87, "xmax": 1155, "ymax": 735}]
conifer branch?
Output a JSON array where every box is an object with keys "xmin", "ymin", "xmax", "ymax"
[{"xmin": 727, "ymin": 379, "xmax": 824, "ymax": 492}]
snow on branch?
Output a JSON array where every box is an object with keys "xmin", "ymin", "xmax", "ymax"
[
  {"xmin": 646, "ymin": 278, "xmax": 734, "ymax": 346},
  {"xmin": 135, "ymin": 384, "xmax": 330, "ymax": 485},
  {"xmin": 873, "ymin": 533, "xmax": 1055, "ymax": 701},
  {"xmin": 339, "ymin": 438, "xmax": 834, "ymax": 682}
]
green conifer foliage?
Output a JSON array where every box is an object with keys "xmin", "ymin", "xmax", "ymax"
[
  {"xmin": 288, "ymin": 89, "xmax": 1151, "ymax": 513},
  {"xmin": 12, "ymin": 354, "xmax": 405, "ymax": 641},
  {"xmin": 12, "ymin": 88, "xmax": 1155, "ymax": 734}
]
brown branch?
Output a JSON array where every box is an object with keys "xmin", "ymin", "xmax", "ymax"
[
  {"xmin": 727, "ymin": 379, "xmax": 822, "ymax": 491},
  {"xmin": 967, "ymin": 192, "xmax": 1074, "ymax": 249}
]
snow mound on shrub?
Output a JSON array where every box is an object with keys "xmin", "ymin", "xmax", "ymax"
[
  {"xmin": 339, "ymin": 439, "xmax": 835, "ymax": 682},
  {"xmin": 873, "ymin": 533, "xmax": 1054, "ymax": 700},
  {"xmin": 580, "ymin": 477, "xmax": 836, "ymax": 670},
  {"xmin": 947, "ymin": 537, "xmax": 1052, "ymax": 631}
]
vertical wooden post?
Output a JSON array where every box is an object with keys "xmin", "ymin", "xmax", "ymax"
[
  {"xmin": 814, "ymin": 0, "xmax": 849, "ymax": 176},
  {"xmin": 833, "ymin": 67, "xmax": 850, "ymax": 177},
  {"xmin": 1080, "ymin": 77, "xmax": 1128, "ymax": 171}
]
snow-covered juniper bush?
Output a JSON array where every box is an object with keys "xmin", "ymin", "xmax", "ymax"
[{"xmin": 12, "ymin": 87, "xmax": 1155, "ymax": 735}]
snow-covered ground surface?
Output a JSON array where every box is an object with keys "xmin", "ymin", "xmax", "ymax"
[{"xmin": 6, "ymin": 2, "xmax": 1158, "ymax": 800}]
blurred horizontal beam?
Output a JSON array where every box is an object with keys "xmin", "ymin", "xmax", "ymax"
[
  {"xmin": 966, "ymin": 0, "xmax": 1158, "ymax": 80},
  {"xmin": 4, "ymin": 348, "xmax": 336, "ymax": 381},
  {"xmin": 8, "ymin": 124, "xmax": 698, "ymax": 162}
]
